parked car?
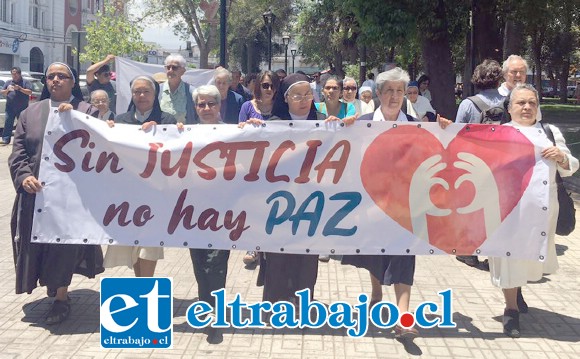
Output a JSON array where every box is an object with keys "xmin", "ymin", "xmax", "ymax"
[
  {"xmin": 567, "ymin": 86, "xmax": 577, "ymax": 98},
  {"xmin": 541, "ymin": 86, "xmax": 554, "ymax": 97},
  {"xmin": 0, "ymin": 75, "xmax": 44, "ymax": 131}
]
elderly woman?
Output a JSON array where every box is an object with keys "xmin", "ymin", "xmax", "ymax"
[
  {"xmin": 9, "ymin": 62, "xmax": 104, "ymax": 325},
  {"xmin": 90, "ymin": 89, "xmax": 115, "ymax": 124},
  {"xmin": 342, "ymin": 77, "xmax": 372, "ymax": 116},
  {"xmin": 405, "ymin": 81, "xmax": 436, "ymax": 122},
  {"xmin": 359, "ymin": 86, "xmax": 375, "ymax": 112},
  {"xmin": 491, "ymin": 84, "xmax": 578, "ymax": 338},
  {"xmin": 188, "ymin": 85, "xmax": 231, "ymax": 340},
  {"xmin": 315, "ymin": 75, "xmax": 357, "ymax": 124},
  {"xmin": 349, "ymin": 67, "xmax": 419, "ymax": 340},
  {"xmin": 207, "ymin": 67, "xmax": 244, "ymax": 124},
  {"xmin": 104, "ymin": 75, "xmax": 177, "ymax": 277}
]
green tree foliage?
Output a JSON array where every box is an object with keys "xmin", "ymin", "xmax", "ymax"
[
  {"xmin": 79, "ymin": 2, "xmax": 150, "ymax": 63},
  {"xmin": 227, "ymin": 0, "xmax": 294, "ymax": 73}
]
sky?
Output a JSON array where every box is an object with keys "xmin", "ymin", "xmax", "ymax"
[{"xmin": 141, "ymin": 25, "xmax": 188, "ymax": 50}]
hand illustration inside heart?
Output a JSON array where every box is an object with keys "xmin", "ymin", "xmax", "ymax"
[{"xmin": 360, "ymin": 125, "xmax": 536, "ymax": 254}]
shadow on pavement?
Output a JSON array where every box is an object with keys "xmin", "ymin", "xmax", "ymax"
[{"xmin": 21, "ymin": 289, "xmax": 100, "ymax": 334}]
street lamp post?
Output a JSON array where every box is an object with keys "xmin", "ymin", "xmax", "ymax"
[
  {"xmin": 262, "ymin": 8, "xmax": 276, "ymax": 71},
  {"xmin": 291, "ymin": 48, "xmax": 297, "ymax": 74},
  {"xmin": 282, "ymin": 34, "xmax": 290, "ymax": 74}
]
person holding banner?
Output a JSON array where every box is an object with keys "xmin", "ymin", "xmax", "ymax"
[
  {"xmin": 160, "ymin": 54, "xmax": 196, "ymax": 124},
  {"xmin": 8, "ymin": 62, "xmax": 104, "ymax": 325},
  {"xmin": 188, "ymin": 85, "xmax": 231, "ymax": 341},
  {"xmin": 256, "ymin": 73, "xmax": 326, "ymax": 311},
  {"xmin": 347, "ymin": 67, "xmax": 420, "ymax": 341},
  {"xmin": 103, "ymin": 75, "xmax": 177, "ymax": 277},
  {"xmin": 490, "ymin": 84, "xmax": 578, "ymax": 338}
]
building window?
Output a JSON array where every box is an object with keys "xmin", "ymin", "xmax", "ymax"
[
  {"xmin": 69, "ymin": 0, "xmax": 78, "ymax": 16},
  {"xmin": 10, "ymin": 2, "xmax": 14, "ymax": 23},
  {"xmin": 0, "ymin": 0, "xmax": 7, "ymax": 22},
  {"xmin": 30, "ymin": 0, "xmax": 40, "ymax": 28}
]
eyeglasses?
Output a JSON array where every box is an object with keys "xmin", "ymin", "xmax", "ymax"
[
  {"xmin": 261, "ymin": 83, "xmax": 274, "ymax": 90},
  {"xmin": 165, "ymin": 65, "xmax": 181, "ymax": 71},
  {"xmin": 132, "ymin": 90, "xmax": 152, "ymax": 96},
  {"xmin": 324, "ymin": 86, "xmax": 339, "ymax": 91},
  {"xmin": 288, "ymin": 94, "xmax": 314, "ymax": 102},
  {"xmin": 46, "ymin": 73, "xmax": 71, "ymax": 80},
  {"xmin": 343, "ymin": 86, "xmax": 357, "ymax": 92},
  {"xmin": 196, "ymin": 102, "xmax": 217, "ymax": 109},
  {"xmin": 91, "ymin": 100, "xmax": 109, "ymax": 105}
]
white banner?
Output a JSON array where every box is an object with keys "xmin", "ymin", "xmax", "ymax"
[
  {"xmin": 32, "ymin": 111, "xmax": 553, "ymax": 260},
  {"xmin": 114, "ymin": 57, "xmax": 215, "ymax": 114}
]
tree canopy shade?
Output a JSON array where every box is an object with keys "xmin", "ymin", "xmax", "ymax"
[{"xmin": 79, "ymin": 3, "xmax": 150, "ymax": 64}]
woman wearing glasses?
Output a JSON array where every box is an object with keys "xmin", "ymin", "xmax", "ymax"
[
  {"xmin": 238, "ymin": 71, "xmax": 280, "ymax": 124},
  {"xmin": 341, "ymin": 77, "xmax": 372, "ymax": 116},
  {"xmin": 104, "ymin": 75, "xmax": 177, "ymax": 277},
  {"xmin": 9, "ymin": 62, "xmax": 104, "ymax": 325},
  {"xmin": 315, "ymin": 75, "xmax": 357, "ymax": 124}
]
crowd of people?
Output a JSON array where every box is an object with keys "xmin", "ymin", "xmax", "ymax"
[{"xmin": 6, "ymin": 53, "xmax": 578, "ymax": 343}]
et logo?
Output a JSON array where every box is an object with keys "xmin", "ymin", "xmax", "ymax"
[{"xmin": 100, "ymin": 278, "xmax": 173, "ymax": 349}]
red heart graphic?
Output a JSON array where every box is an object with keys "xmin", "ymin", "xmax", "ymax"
[{"xmin": 360, "ymin": 125, "xmax": 536, "ymax": 254}]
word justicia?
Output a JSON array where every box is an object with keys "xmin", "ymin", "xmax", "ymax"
[{"xmin": 186, "ymin": 288, "xmax": 456, "ymax": 337}]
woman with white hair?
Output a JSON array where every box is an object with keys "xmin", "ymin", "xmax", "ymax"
[
  {"xmin": 104, "ymin": 75, "xmax": 177, "ymax": 277},
  {"xmin": 342, "ymin": 77, "xmax": 372, "ymax": 116},
  {"xmin": 192, "ymin": 85, "xmax": 223, "ymax": 124},
  {"xmin": 358, "ymin": 86, "xmax": 375, "ymax": 112},
  {"xmin": 346, "ymin": 67, "xmax": 420, "ymax": 341},
  {"xmin": 405, "ymin": 81, "xmax": 436, "ymax": 122}
]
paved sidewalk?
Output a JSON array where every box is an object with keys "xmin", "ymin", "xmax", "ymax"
[{"xmin": 0, "ymin": 144, "xmax": 578, "ymax": 359}]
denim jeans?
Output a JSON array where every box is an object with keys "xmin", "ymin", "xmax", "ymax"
[{"xmin": 2, "ymin": 107, "xmax": 24, "ymax": 143}]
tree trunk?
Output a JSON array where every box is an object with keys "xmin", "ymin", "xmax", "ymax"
[
  {"xmin": 531, "ymin": 30, "xmax": 543, "ymax": 101},
  {"xmin": 420, "ymin": 0, "xmax": 456, "ymax": 119},
  {"xmin": 199, "ymin": 46, "xmax": 210, "ymax": 69},
  {"xmin": 559, "ymin": 60, "xmax": 570, "ymax": 103},
  {"xmin": 473, "ymin": 0, "xmax": 503, "ymax": 64},
  {"xmin": 503, "ymin": 19, "xmax": 524, "ymax": 57}
]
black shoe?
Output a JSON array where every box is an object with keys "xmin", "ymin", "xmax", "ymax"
[
  {"xmin": 517, "ymin": 287, "xmax": 528, "ymax": 313},
  {"xmin": 45, "ymin": 299, "xmax": 71, "ymax": 325},
  {"xmin": 456, "ymin": 255, "xmax": 479, "ymax": 267},
  {"xmin": 503, "ymin": 308, "xmax": 520, "ymax": 338}
]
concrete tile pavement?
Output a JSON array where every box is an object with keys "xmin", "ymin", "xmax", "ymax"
[{"xmin": 0, "ymin": 144, "xmax": 578, "ymax": 358}]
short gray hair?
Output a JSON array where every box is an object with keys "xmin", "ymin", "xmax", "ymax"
[
  {"xmin": 214, "ymin": 67, "xmax": 233, "ymax": 83},
  {"xmin": 508, "ymin": 83, "xmax": 538, "ymax": 108},
  {"xmin": 164, "ymin": 54, "xmax": 186, "ymax": 68},
  {"xmin": 343, "ymin": 76, "xmax": 357, "ymax": 88},
  {"xmin": 90, "ymin": 89, "xmax": 109, "ymax": 101},
  {"xmin": 502, "ymin": 55, "xmax": 528, "ymax": 74},
  {"xmin": 192, "ymin": 85, "xmax": 222, "ymax": 104},
  {"xmin": 376, "ymin": 67, "xmax": 410, "ymax": 93}
]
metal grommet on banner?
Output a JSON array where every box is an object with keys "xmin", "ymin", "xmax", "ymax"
[
  {"xmin": 381, "ymin": 249, "xmax": 385, "ymax": 253},
  {"xmin": 476, "ymin": 249, "xmax": 481, "ymax": 254},
  {"xmin": 256, "ymin": 246, "xmax": 260, "ymax": 251},
  {"xmin": 134, "ymin": 240, "xmax": 139, "ymax": 245},
  {"xmin": 47, "ymin": 131, "xmax": 52, "ymax": 135},
  {"xmin": 392, "ymin": 124, "xmax": 397, "ymax": 128},
  {"xmin": 56, "ymin": 238, "xmax": 61, "ymax": 243},
  {"xmin": 355, "ymin": 249, "xmax": 360, "ymax": 253},
  {"xmin": 208, "ymin": 244, "xmax": 213, "ymax": 248},
  {"xmin": 367, "ymin": 123, "xmax": 372, "ymax": 128},
  {"xmin": 542, "ymin": 206, "xmax": 547, "ymax": 211},
  {"xmin": 406, "ymin": 249, "xmax": 410, "ymax": 254},
  {"xmin": 452, "ymin": 249, "xmax": 457, "ymax": 254},
  {"xmin": 340, "ymin": 122, "xmax": 345, "ymax": 127},
  {"xmin": 429, "ymin": 249, "xmax": 434, "ymax": 254},
  {"xmin": 330, "ymin": 249, "xmax": 335, "ymax": 254},
  {"xmin": 37, "ymin": 208, "xmax": 42, "ymax": 213},
  {"xmin": 213, "ymin": 127, "xmax": 217, "ymax": 130},
  {"xmin": 108, "ymin": 239, "xmax": 113, "ymax": 244},
  {"xmin": 541, "ymin": 231, "xmax": 546, "ymax": 236},
  {"xmin": 539, "ymin": 255, "xmax": 545, "ymax": 260},
  {"xmin": 417, "ymin": 124, "xmax": 421, "ymax": 128},
  {"xmin": 187, "ymin": 127, "xmax": 191, "ymax": 131},
  {"xmin": 280, "ymin": 248, "xmax": 284, "ymax": 252},
  {"xmin": 53, "ymin": 110, "xmax": 58, "ymax": 113},
  {"xmin": 491, "ymin": 127, "xmax": 495, "ymax": 132},
  {"xmin": 41, "ymin": 181, "xmax": 46, "ymax": 186},
  {"xmin": 306, "ymin": 249, "xmax": 310, "ymax": 253},
  {"xmin": 506, "ymin": 252, "xmax": 511, "ymax": 256},
  {"xmin": 83, "ymin": 238, "xmax": 88, "ymax": 243},
  {"xmin": 315, "ymin": 123, "xmax": 320, "ymax": 127},
  {"xmin": 86, "ymin": 116, "xmax": 89, "ymax": 120},
  {"xmin": 160, "ymin": 241, "xmax": 165, "ymax": 246},
  {"xmin": 33, "ymin": 236, "xmax": 38, "ymax": 240},
  {"xmin": 261, "ymin": 123, "xmax": 266, "ymax": 127},
  {"xmin": 44, "ymin": 157, "xmax": 49, "ymax": 161},
  {"xmin": 232, "ymin": 245, "xmax": 236, "ymax": 249},
  {"xmin": 289, "ymin": 122, "xmax": 293, "ymax": 127},
  {"xmin": 466, "ymin": 126, "xmax": 470, "ymax": 131},
  {"xmin": 183, "ymin": 242, "xmax": 188, "ymax": 246},
  {"xmin": 543, "ymin": 180, "xmax": 548, "ymax": 185}
]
